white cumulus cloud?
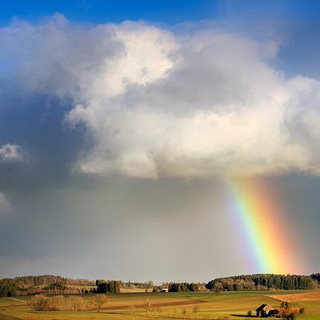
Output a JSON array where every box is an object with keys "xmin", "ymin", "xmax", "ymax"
[
  {"xmin": 0, "ymin": 144, "xmax": 24, "ymax": 161},
  {"xmin": 3, "ymin": 15, "xmax": 320, "ymax": 178}
]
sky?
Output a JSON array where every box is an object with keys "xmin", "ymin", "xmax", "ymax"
[{"xmin": 0, "ymin": 0, "xmax": 320, "ymax": 283}]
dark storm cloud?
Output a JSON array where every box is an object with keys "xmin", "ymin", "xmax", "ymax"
[
  {"xmin": 0, "ymin": 14, "xmax": 121, "ymax": 191},
  {"xmin": 0, "ymin": 89, "xmax": 81, "ymax": 190}
]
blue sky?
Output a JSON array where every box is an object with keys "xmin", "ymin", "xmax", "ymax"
[
  {"xmin": 1, "ymin": 0, "xmax": 320, "ymax": 25},
  {"xmin": 1, "ymin": 0, "xmax": 320, "ymax": 79},
  {"xmin": 1, "ymin": 0, "xmax": 220, "ymax": 25},
  {"xmin": 0, "ymin": 0, "xmax": 320, "ymax": 281}
]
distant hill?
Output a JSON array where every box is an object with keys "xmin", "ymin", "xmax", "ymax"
[
  {"xmin": 206, "ymin": 274, "xmax": 319, "ymax": 292},
  {"xmin": 0, "ymin": 275, "xmax": 153, "ymax": 297},
  {"xmin": 0, "ymin": 275, "xmax": 95, "ymax": 297}
]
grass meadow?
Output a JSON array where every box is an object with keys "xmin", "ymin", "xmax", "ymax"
[{"xmin": 1, "ymin": 290, "xmax": 320, "ymax": 320}]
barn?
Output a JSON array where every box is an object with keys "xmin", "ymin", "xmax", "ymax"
[{"xmin": 256, "ymin": 304, "xmax": 274, "ymax": 317}]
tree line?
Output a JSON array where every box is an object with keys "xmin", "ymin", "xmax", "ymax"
[
  {"xmin": 0, "ymin": 275, "xmax": 68, "ymax": 296},
  {"xmin": 1, "ymin": 273, "xmax": 320, "ymax": 297},
  {"xmin": 95, "ymin": 280, "xmax": 121, "ymax": 293},
  {"xmin": 206, "ymin": 274, "xmax": 318, "ymax": 292},
  {"xmin": 310, "ymin": 273, "xmax": 320, "ymax": 283},
  {"xmin": 121, "ymin": 281, "xmax": 154, "ymax": 289},
  {"xmin": 0, "ymin": 275, "xmax": 107, "ymax": 297}
]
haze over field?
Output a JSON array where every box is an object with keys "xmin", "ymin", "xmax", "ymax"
[{"xmin": 0, "ymin": 0, "xmax": 320, "ymax": 282}]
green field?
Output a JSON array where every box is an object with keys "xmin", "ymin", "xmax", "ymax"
[{"xmin": 0, "ymin": 290, "xmax": 319, "ymax": 320}]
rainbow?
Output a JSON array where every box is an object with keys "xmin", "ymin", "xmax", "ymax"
[{"xmin": 227, "ymin": 177, "xmax": 301, "ymax": 275}]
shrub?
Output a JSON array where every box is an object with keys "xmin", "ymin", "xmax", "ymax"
[
  {"xmin": 29, "ymin": 295, "xmax": 49, "ymax": 311},
  {"xmin": 29, "ymin": 294, "xmax": 66, "ymax": 311}
]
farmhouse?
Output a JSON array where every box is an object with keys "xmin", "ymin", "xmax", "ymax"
[{"xmin": 256, "ymin": 304, "xmax": 274, "ymax": 317}]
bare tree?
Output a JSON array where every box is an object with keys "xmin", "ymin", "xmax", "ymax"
[
  {"xmin": 92, "ymin": 294, "xmax": 108, "ymax": 312},
  {"xmin": 193, "ymin": 305, "xmax": 199, "ymax": 314},
  {"xmin": 48, "ymin": 295, "xmax": 64, "ymax": 311},
  {"xmin": 69, "ymin": 296, "xmax": 84, "ymax": 312},
  {"xmin": 144, "ymin": 298, "xmax": 152, "ymax": 314},
  {"xmin": 129, "ymin": 303, "xmax": 135, "ymax": 314}
]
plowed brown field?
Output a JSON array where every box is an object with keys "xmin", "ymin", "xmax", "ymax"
[{"xmin": 266, "ymin": 291, "xmax": 320, "ymax": 302}]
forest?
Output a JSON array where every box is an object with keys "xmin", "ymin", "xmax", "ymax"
[{"xmin": 206, "ymin": 274, "xmax": 319, "ymax": 292}]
